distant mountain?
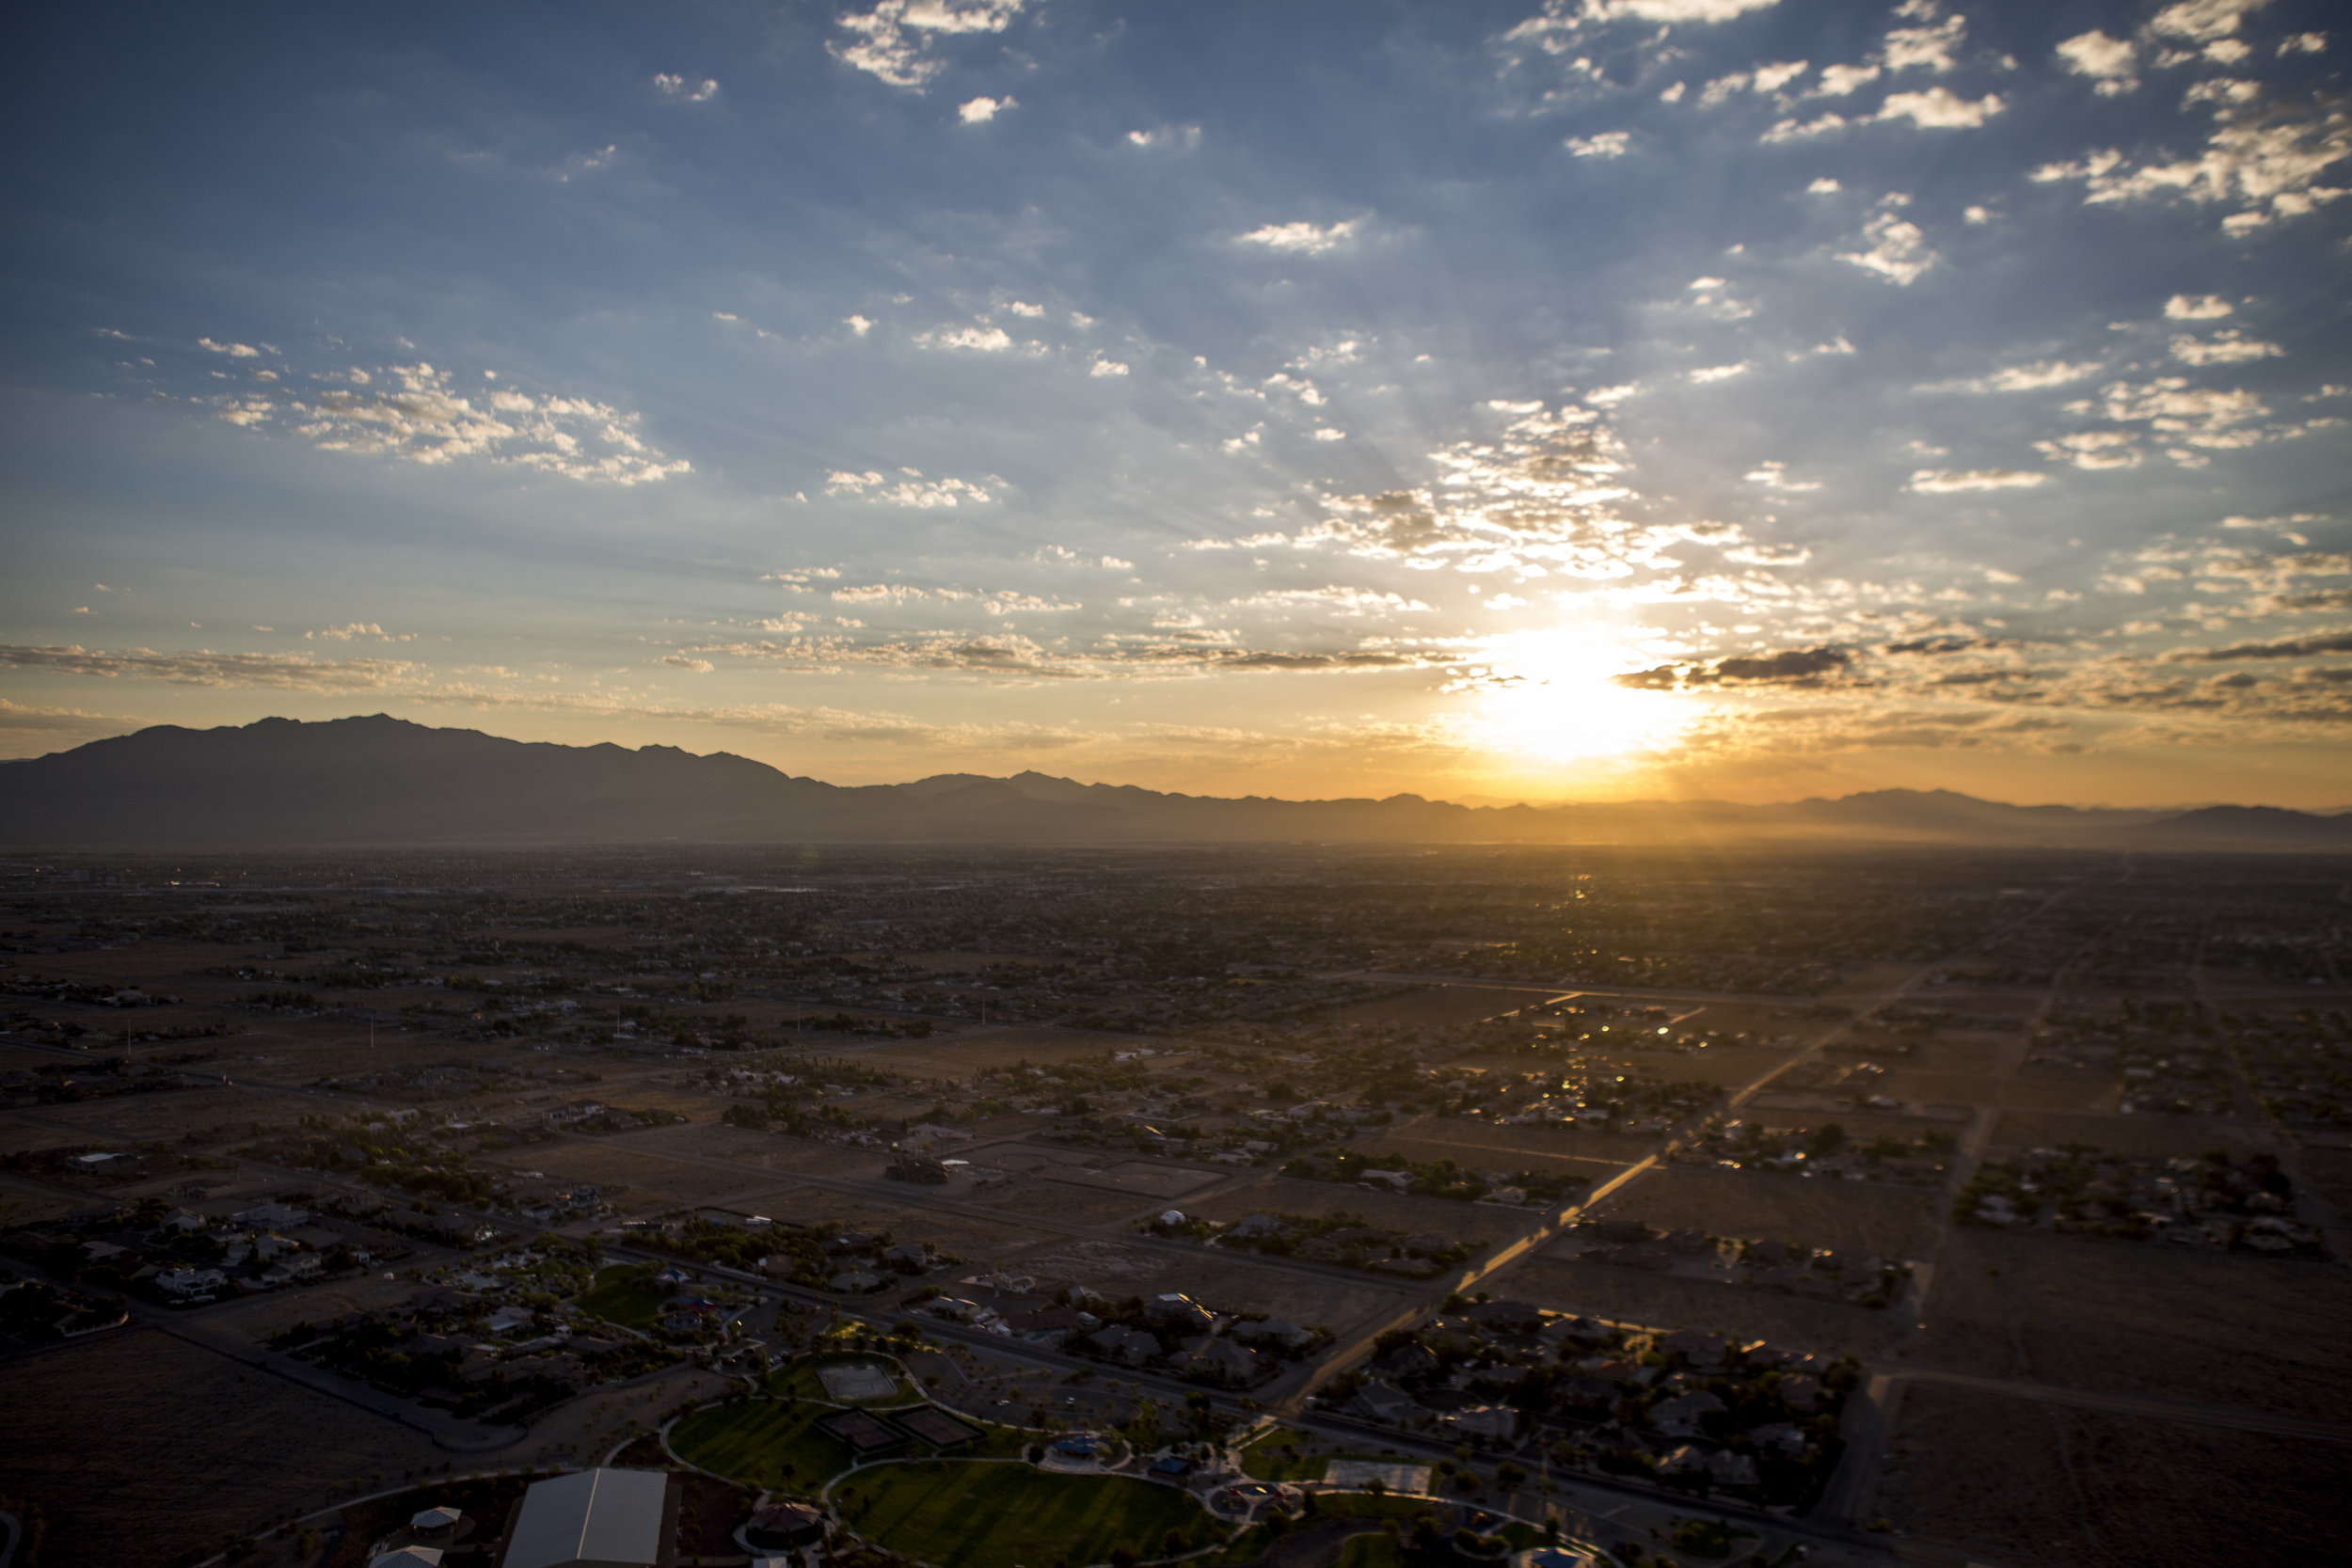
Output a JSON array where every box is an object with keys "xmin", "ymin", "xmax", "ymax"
[{"xmin": 0, "ymin": 714, "xmax": 2343, "ymax": 850}]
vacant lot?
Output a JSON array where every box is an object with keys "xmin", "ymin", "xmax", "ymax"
[
  {"xmin": 1577, "ymin": 1166, "xmax": 1939, "ymax": 1258},
  {"xmin": 2294, "ymin": 1144, "xmax": 2352, "ymax": 1217},
  {"xmin": 856, "ymin": 1459, "xmax": 1208, "ymax": 1568},
  {"xmin": 1875, "ymin": 1380, "xmax": 2352, "ymax": 1568},
  {"xmin": 1988, "ymin": 1110, "xmax": 2274, "ymax": 1159},
  {"xmin": 975, "ymin": 1180, "xmax": 1152, "ymax": 1226},
  {"xmin": 1189, "ymin": 1177, "xmax": 1515, "ymax": 1238},
  {"xmin": 1914, "ymin": 1227, "xmax": 2352, "ymax": 1419},
  {"xmin": 1325, "ymin": 986, "xmax": 1557, "ymax": 1028},
  {"xmin": 1099, "ymin": 1253, "xmax": 1409, "ymax": 1329},
  {"xmin": 1504, "ymin": 1257, "xmax": 1911, "ymax": 1354},
  {"xmin": 866, "ymin": 1025, "xmax": 1154, "ymax": 1077},
  {"xmin": 0, "ymin": 1326, "xmax": 439, "ymax": 1567},
  {"xmin": 1364, "ymin": 1117, "xmax": 1657, "ymax": 1167}
]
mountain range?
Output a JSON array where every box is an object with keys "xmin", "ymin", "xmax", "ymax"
[{"xmin": 2, "ymin": 714, "xmax": 2348, "ymax": 851}]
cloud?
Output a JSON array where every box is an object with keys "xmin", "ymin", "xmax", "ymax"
[
  {"xmin": 2034, "ymin": 431, "xmax": 2142, "ymax": 469},
  {"xmin": 2030, "ymin": 90, "xmax": 2352, "ymax": 233},
  {"xmin": 1907, "ymin": 468, "xmax": 2048, "ymax": 493},
  {"xmin": 1566, "ymin": 131, "xmax": 1632, "ymax": 158},
  {"xmin": 831, "ymin": 0, "xmax": 1025, "ymax": 89},
  {"xmin": 199, "ymin": 338, "xmax": 262, "ymax": 357},
  {"xmin": 2169, "ymin": 628, "xmax": 2352, "ymax": 661},
  {"xmin": 1915, "ymin": 359, "xmax": 2105, "ymax": 393},
  {"xmin": 660, "ymin": 655, "xmax": 716, "ymax": 673},
  {"xmin": 1234, "ymin": 219, "xmax": 1361, "ymax": 255},
  {"xmin": 844, "ymin": 314, "xmax": 874, "ymax": 336},
  {"xmin": 824, "ymin": 468, "xmax": 998, "ymax": 506},
  {"xmin": 958, "ymin": 94, "xmax": 1014, "ymax": 123},
  {"xmin": 2169, "ymin": 329, "xmax": 2283, "ymax": 365},
  {"xmin": 2056, "ymin": 30, "xmax": 2137, "ymax": 94},
  {"xmin": 1806, "ymin": 176, "xmax": 1841, "ymax": 193},
  {"xmin": 1311, "ymin": 427, "xmax": 1347, "ymax": 441},
  {"xmin": 1882, "ymin": 13, "xmax": 1966, "ymax": 73},
  {"xmin": 653, "ymin": 73, "xmax": 719, "ymax": 103},
  {"xmin": 1688, "ymin": 360, "xmax": 1754, "ymax": 384},
  {"xmin": 1837, "ymin": 208, "xmax": 1937, "ymax": 285},
  {"xmin": 1761, "ymin": 113, "xmax": 1848, "ymax": 141},
  {"xmin": 0, "ymin": 697, "xmax": 131, "ymax": 736},
  {"xmin": 210, "ymin": 361, "xmax": 688, "ymax": 485},
  {"xmin": 2149, "ymin": 0, "xmax": 2268, "ymax": 45},
  {"xmin": 1232, "ymin": 587, "xmax": 1436, "ymax": 615},
  {"xmin": 1089, "ymin": 359, "xmax": 1130, "ymax": 377},
  {"xmin": 914, "ymin": 324, "xmax": 1015, "ymax": 352},
  {"xmin": 1742, "ymin": 460, "xmax": 1820, "ymax": 491},
  {"xmin": 0, "ymin": 643, "xmax": 418, "ymax": 690},
  {"xmin": 1876, "ymin": 87, "xmax": 2004, "ymax": 129},
  {"xmin": 2093, "ymin": 376, "xmax": 2270, "ymax": 451},
  {"xmin": 1814, "ymin": 64, "xmax": 1881, "ymax": 97},
  {"xmin": 2166, "ymin": 293, "xmax": 2235, "ymax": 320},
  {"xmin": 1617, "ymin": 645, "xmax": 1851, "ymax": 689}
]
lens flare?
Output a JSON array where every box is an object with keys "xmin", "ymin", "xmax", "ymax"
[{"xmin": 1467, "ymin": 625, "xmax": 1690, "ymax": 765}]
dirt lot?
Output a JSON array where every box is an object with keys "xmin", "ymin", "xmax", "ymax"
[
  {"xmin": 972, "ymin": 1180, "xmax": 1152, "ymax": 1226},
  {"xmin": 0, "ymin": 1325, "xmax": 441, "ymax": 1567},
  {"xmin": 1914, "ymin": 1227, "xmax": 2352, "ymax": 1419},
  {"xmin": 861, "ymin": 1025, "xmax": 1151, "ymax": 1076},
  {"xmin": 1502, "ymin": 1257, "xmax": 1910, "ymax": 1354},
  {"xmin": 2293, "ymin": 1143, "xmax": 2352, "ymax": 1216},
  {"xmin": 1324, "ymin": 985, "xmax": 1558, "ymax": 1028},
  {"xmin": 1363, "ymin": 1117, "xmax": 1658, "ymax": 1168},
  {"xmin": 1186, "ymin": 1176, "xmax": 1518, "ymax": 1241},
  {"xmin": 1575, "ymin": 1166, "xmax": 1939, "ymax": 1258},
  {"xmin": 1874, "ymin": 1380, "xmax": 2352, "ymax": 1568},
  {"xmin": 1989, "ymin": 1109, "xmax": 2275, "ymax": 1158}
]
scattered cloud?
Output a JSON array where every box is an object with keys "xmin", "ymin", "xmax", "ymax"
[
  {"xmin": 1916, "ymin": 359, "xmax": 2105, "ymax": 393},
  {"xmin": 207, "ymin": 361, "xmax": 688, "ymax": 484},
  {"xmin": 825, "ymin": 468, "xmax": 999, "ymax": 507},
  {"xmin": 914, "ymin": 324, "xmax": 1016, "ymax": 352},
  {"xmin": 1907, "ymin": 468, "xmax": 2049, "ymax": 493},
  {"xmin": 1876, "ymin": 87, "xmax": 2004, "ymax": 130},
  {"xmin": 652, "ymin": 73, "xmax": 719, "ymax": 103},
  {"xmin": 831, "ymin": 0, "xmax": 1025, "ymax": 90},
  {"xmin": 2166, "ymin": 293, "xmax": 2235, "ymax": 320},
  {"xmin": 0, "ymin": 643, "xmax": 418, "ymax": 691},
  {"xmin": 1566, "ymin": 131, "xmax": 1632, "ymax": 158},
  {"xmin": 958, "ymin": 94, "xmax": 1014, "ymax": 123},
  {"xmin": 1837, "ymin": 207, "xmax": 1938, "ymax": 285},
  {"xmin": 1688, "ymin": 360, "xmax": 1754, "ymax": 384},
  {"xmin": 1234, "ymin": 219, "xmax": 1362, "ymax": 255},
  {"xmin": 2169, "ymin": 329, "xmax": 2283, "ymax": 365},
  {"xmin": 2029, "ymin": 87, "xmax": 2352, "ymax": 233},
  {"xmin": 2057, "ymin": 30, "xmax": 2137, "ymax": 94}
]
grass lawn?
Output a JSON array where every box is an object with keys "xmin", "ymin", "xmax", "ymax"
[
  {"xmin": 574, "ymin": 1264, "xmax": 668, "ymax": 1331},
  {"xmin": 1239, "ymin": 1430, "xmax": 1403, "ymax": 1486},
  {"xmin": 669, "ymin": 1399, "xmax": 855, "ymax": 1495},
  {"xmin": 848, "ymin": 1461, "xmax": 1208, "ymax": 1568}
]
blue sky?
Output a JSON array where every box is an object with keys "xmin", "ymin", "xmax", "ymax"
[{"xmin": 3, "ymin": 0, "xmax": 2348, "ymax": 805}]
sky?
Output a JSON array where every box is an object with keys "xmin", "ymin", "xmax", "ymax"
[{"xmin": 2, "ymin": 0, "xmax": 2348, "ymax": 808}]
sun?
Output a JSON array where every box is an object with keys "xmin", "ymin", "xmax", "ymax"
[{"xmin": 1466, "ymin": 625, "xmax": 1691, "ymax": 766}]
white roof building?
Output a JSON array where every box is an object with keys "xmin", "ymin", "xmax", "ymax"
[{"xmin": 501, "ymin": 1468, "xmax": 670, "ymax": 1568}]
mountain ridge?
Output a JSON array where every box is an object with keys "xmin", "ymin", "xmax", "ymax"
[{"xmin": 2, "ymin": 714, "xmax": 2345, "ymax": 850}]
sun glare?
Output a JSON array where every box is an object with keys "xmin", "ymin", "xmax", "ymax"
[{"xmin": 1468, "ymin": 626, "xmax": 1690, "ymax": 765}]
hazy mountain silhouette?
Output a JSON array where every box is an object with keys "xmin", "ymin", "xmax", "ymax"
[{"xmin": 2, "ymin": 715, "xmax": 2344, "ymax": 850}]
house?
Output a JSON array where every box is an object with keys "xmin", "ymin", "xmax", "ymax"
[
  {"xmin": 1230, "ymin": 1317, "xmax": 1313, "ymax": 1353},
  {"xmin": 1146, "ymin": 1293, "xmax": 1215, "ymax": 1332},
  {"xmin": 410, "ymin": 1506, "xmax": 462, "ymax": 1533},
  {"xmin": 1439, "ymin": 1405, "xmax": 1518, "ymax": 1443},
  {"xmin": 1006, "ymin": 1307, "xmax": 1091, "ymax": 1347},
  {"xmin": 1087, "ymin": 1326, "xmax": 1159, "ymax": 1367},
  {"xmin": 1358, "ymin": 1169, "xmax": 1412, "ymax": 1193},
  {"xmin": 1777, "ymin": 1373, "xmax": 1822, "ymax": 1412},
  {"xmin": 1466, "ymin": 1299, "xmax": 1545, "ymax": 1336},
  {"xmin": 1705, "ymin": 1450, "xmax": 1758, "ymax": 1488},
  {"xmin": 827, "ymin": 1269, "xmax": 883, "ymax": 1293},
  {"xmin": 1748, "ymin": 1422, "xmax": 1807, "ymax": 1457},
  {"xmin": 156, "ymin": 1267, "xmax": 227, "ymax": 1298},
  {"xmin": 1227, "ymin": 1213, "xmax": 1283, "ymax": 1242},
  {"xmin": 501, "ymin": 1467, "xmax": 670, "ymax": 1568},
  {"xmin": 1659, "ymin": 1329, "xmax": 1728, "ymax": 1370},
  {"xmin": 1648, "ymin": 1390, "xmax": 1724, "ymax": 1437},
  {"xmin": 371, "ymin": 1551, "xmax": 443, "ymax": 1568},
  {"xmin": 1659, "ymin": 1446, "xmax": 1708, "ymax": 1478},
  {"xmin": 1176, "ymin": 1339, "xmax": 1260, "ymax": 1386},
  {"xmin": 1374, "ymin": 1340, "xmax": 1440, "ymax": 1380},
  {"xmin": 1353, "ymin": 1381, "xmax": 1420, "ymax": 1424}
]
